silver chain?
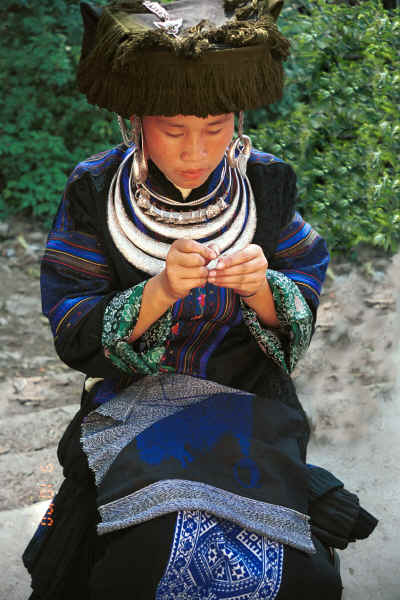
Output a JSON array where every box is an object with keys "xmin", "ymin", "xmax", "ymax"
[
  {"xmin": 143, "ymin": 1, "xmax": 170, "ymax": 21},
  {"xmin": 142, "ymin": 1, "xmax": 183, "ymax": 37}
]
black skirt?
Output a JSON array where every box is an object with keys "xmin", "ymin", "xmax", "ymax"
[
  {"xmin": 22, "ymin": 373, "xmax": 348, "ymax": 600},
  {"xmin": 88, "ymin": 512, "xmax": 342, "ymax": 600},
  {"xmin": 24, "ymin": 474, "xmax": 342, "ymax": 600}
]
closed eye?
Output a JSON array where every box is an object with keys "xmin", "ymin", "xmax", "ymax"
[{"xmin": 166, "ymin": 129, "xmax": 223, "ymax": 138}]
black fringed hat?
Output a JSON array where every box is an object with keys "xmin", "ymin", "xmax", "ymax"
[{"xmin": 78, "ymin": 0, "xmax": 291, "ymax": 118}]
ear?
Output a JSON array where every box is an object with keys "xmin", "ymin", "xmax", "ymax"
[
  {"xmin": 80, "ymin": 2, "xmax": 104, "ymax": 60},
  {"xmin": 266, "ymin": 0, "xmax": 284, "ymax": 22}
]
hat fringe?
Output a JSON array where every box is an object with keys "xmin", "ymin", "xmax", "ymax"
[{"xmin": 79, "ymin": 46, "xmax": 285, "ymax": 118}]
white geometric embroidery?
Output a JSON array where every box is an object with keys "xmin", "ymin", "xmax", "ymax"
[{"xmin": 156, "ymin": 510, "xmax": 284, "ymax": 599}]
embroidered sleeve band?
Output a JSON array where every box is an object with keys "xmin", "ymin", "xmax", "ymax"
[
  {"xmin": 240, "ymin": 270, "xmax": 313, "ymax": 374},
  {"xmin": 102, "ymin": 281, "xmax": 173, "ymax": 375}
]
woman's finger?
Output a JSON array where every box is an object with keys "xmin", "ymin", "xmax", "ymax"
[
  {"xmin": 215, "ymin": 244, "xmax": 263, "ymax": 270},
  {"xmin": 210, "ymin": 275, "xmax": 261, "ymax": 286},
  {"xmin": 173, "ymin": 252, "xmax": 207, "ymax": 268},
  {"xmin": 173, "ymin": 238, "xmax": 217, "ymax": 262},
  {"xmin": 210, "ymin": 257, "xmax": 265, "ymax": 277},
  {"xmin": 178, "ymin": 266, "xmax": 210, "ymax": 280},
  {"xmin": 206, "ymin": 242, "xmax": 221, "ymax": 257},
  {"xmin": 175, "ymin": 277, "xmax": 209, "ymax": 289}
]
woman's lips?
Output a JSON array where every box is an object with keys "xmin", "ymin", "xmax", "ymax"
[{"xmin": 180, "ymin": 169, "xmax": 207, "ymax": 178}]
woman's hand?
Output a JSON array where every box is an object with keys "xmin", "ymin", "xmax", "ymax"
[
  {"xmin": 207, "ymin": 244, "xmax": 268, "ymax": 297},
  {"xmin": 160, "ymin": 239, "xmax": 218, "ymax": 301}
]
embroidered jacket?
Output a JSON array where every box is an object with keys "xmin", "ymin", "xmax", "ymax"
[{"xmin": 40, "ymin": 145, "xmax": 329, "ymax": 410}]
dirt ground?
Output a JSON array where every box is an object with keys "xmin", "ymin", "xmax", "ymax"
[{"xmin": 0, "ymin": 215, "xmax": 399, "ymax": 599}]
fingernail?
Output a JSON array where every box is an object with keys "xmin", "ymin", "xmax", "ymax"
[
  {"xmin": 216, "ymin": 260, "xmax": 224, "ymax": 270},
  {"xmin": 209, "ymin": 270, "xmax": 216, "ymax": 278}
]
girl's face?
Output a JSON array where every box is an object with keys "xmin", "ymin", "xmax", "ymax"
[{"xmin": 140, "ymin": 113, "xmax": 235, "ymax": 188}]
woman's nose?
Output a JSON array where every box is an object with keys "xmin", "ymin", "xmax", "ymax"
[{"xmin": 181, "ymin": 136, "xmax": 208, "ymax": 162}]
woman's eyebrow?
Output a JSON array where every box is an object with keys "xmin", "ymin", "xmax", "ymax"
[
  {"xmin": 159, "ymin": 117, "xmax": 228, "ymax": 128},
  {"xmin": 207, "ymin": 118, "xmax": 227, "ymax": 126}
]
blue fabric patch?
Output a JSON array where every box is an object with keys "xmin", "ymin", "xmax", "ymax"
[
  {"xmin": 156, "ymin": 510, "xmax": 284, "ymax": 600},
  {"xmin": 136, "ymin": 393, "xmax": 260, "ymax": 489}
]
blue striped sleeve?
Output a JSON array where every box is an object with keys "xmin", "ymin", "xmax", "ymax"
[
  {"xmin": 270, "ymin": 211, "xmax": 330, "ymax": 312},
  {"xmin": 39, "ymin": 149, "xmax": 128, "ymax": 377}
]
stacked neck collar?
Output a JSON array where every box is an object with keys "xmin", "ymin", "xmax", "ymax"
[{"xmin": 107, "ymin": 147, "xmax": 257, "ymax": 275}]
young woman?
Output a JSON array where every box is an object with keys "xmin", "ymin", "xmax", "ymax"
[{"xmin": 22, "ymin": 1, "xmax": 377, "ymax": 598}]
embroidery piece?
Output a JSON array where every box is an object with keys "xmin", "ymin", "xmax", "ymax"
[
  {"xmin": 102, "ymin": 281, "xmax": 173, "ymax": 374},
  {"xmin": 80, "ymin": 372, "xmax": 314, "ymax": 553},
  {"xmin": 241, "ymin": 269, "xmax": 313, "ymax": 373},
  {"xmin": 160, "ymin": 283, "xmax": 242, "ymax": 378},
  {"xmin": 156, "ymin": 510, "xmax": 284, "ymax": 600},
  {"xmin": 98, "ymin": 478, "xmax": 314, "ymax": 552}
]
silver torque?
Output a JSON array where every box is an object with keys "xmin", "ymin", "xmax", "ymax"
[
  {"xmin": 220, "ymin": 174, "xmax": 257, "ymax": 258},
  {"xmin": 114, "ymin": 156, "xmax": 171, "ymax": 260},
  {"xmin": 107, "ymin": 150, "xmax": 257, "ymax": 275},
  {"xmin": 136, "ymin": 166, "xmax": 232, "ymax": 225},
  {"xmin": 129, "ymin": 165, "xmax": 241, "ymax": 240},
  {"xmin": 107, "ymin": 154, "xmax": 165, "ymax": 275}
]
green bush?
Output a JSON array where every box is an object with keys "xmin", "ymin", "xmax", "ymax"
[
  {"xmin": 0, "ymin": 0, "xmax": 399, "ymax": 254},
  {"xmin": 252, "ymin": 0, "xmax": 400, "ymax": 253},
  {"xmin": 0, "ymin": 0, "xmax": 120, "ymax": 222}
]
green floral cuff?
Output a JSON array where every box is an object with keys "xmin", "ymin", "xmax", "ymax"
[
  {"xmin": 240, "ymin": 270, "xmax": 313, "ymax": 374},
  {"xmin": 102, "ymin": 281, "xmax": 173, "ymax": 375}
]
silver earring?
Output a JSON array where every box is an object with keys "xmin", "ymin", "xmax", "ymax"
[
  {"xmin": 118, "ymin": 115, "xmax": 133, "ymax": 147},
  {"xmin": 131, "ymin": 116, "xmax": 149, "ymax": 186},
  {"xmin": 227, "ymin": 110, "xmax": 252, "ymax": 177}
]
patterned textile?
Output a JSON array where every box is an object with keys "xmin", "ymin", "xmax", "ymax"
[
  {"xmin": 101, "ymin": 270, "xmax": 313, "ymax": 377},
  {"xmin": 159, "ymin": 284, "xmax": 243, "ymax": 378},
  {"xmin": 240, "ymin": 269, "xmax": 313, "ymax": 374},
  {"xmin": 270, "ymin": 211, "xmax": 329, "ymax": 309},
  {"xmin": 156, "ymin": 510, "xmax": 284, "ymax": 600},
  {"xmin": 40, "ymin": 146, "xmax": 125, "ymax": 346},
  {"xmin": 102, "ymin": 281, "xmax": 173, "ymax": 374},
  {"xmin": 80, "ymin": 372, "xmax": 315, "ymax": 553},
  {"xmin": 42, "ymin": 230, "xmax": 111, "ymax": 340}
]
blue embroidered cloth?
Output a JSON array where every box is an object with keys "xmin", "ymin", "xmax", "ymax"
[
  {"xmin": 156, "ymin": 510, "xmax": 284, "ymax": 600},
  {"xmin": 79, "ymin": 373, "xmax": 315, "ymax": 555}
]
